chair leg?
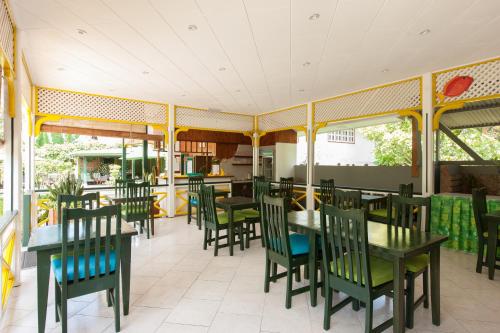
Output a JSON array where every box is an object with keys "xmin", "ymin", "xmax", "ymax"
[
  {"xmin": 208, "ymin": 230, "xmax": 212, "ymax": 246},
  {"xmin": 476, "ymin": 240, "xmax": 485, "ymax": 273},
  {"xmin": 406, "ymin": 272, "xmax": 415, "ymax": 329},
  {"xmin": 245, "ymin": 222, "xmax": 250, "ymax": 248},
  {"xmin": 106, "ymin": 289, "xmax": 113, "ymax": 307},
  {"xmin": 146, "ymin": 219, "xmax": 150, "ymax": 239},
  {"xmin": 286, "ymin": 268, "xmax": 293, "ymax": 309},
  {"xmin": 203, "ymin": 227, "xmax": 208, "ymax": 250},
  {"xmin": 197, "ymin": 205, "xmax": 202, "ymax": 230},
  {"xmin": 272, "ymin": 262, "xmax": 278, "ymax": 282},
  {"xmin": 187, "ymin": 199, "xmax": 192, "ymax": 224},
  {"xmin": 264, "ymin": 257, "xmax": 271, "ymax": 293},
  {"xmin": 259, "ymin": 221, "xmax": 265, "ymax": 247},
  {"xmin": 295, "ymin": 266, "xmax": 301, "ymax": 282},
  {"xmin": 323, "ymin": 280, "xmax": 332, "ymax": 330},
  {"xmin": 214, "ymin": 230, "xmax": 219, "ymax": 256},
  {"xmin": 352, "ymin": 299, "xmax": 360, "ymax": 311},
  {"xmin": 423, "ymin": 268, "xmax": 429, "ymax": 308},
  {"xmin": 304, "ymin": 264, "xmax": 309, "ymax": 280},
  {"xmin": 114, "ymin": 279, "xmax": 121, "ymax": 332},
  {"xmin": 238, "ymin": 226, "xmax": 244, "ymax": 251},
  {"xmin": 55, "ymin": 282, "xmax": 60, "ymax": 322},
  {"xmin": 364, "ymin": 301, "xmax": 373, "ymax": 333},
  {"xmin": 61, "ymin": 290, "xmax": 68, "ymax": 333}
]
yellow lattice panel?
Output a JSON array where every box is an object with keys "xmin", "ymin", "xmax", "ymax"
[
  {"xmin": 313, "ymin": 78, "xmax": 421, "ymax": 124},
  {"xmin": 0, "ymin": 0, "xmax": 14, "ymax": 69},
  {"xmin": 257, "ymin": 104, "xmax": 307, "ymax": 132},
  {"xmin": 433, "ymin": 57, "xmax": 500, "ymax": 106},
  {"xmin": 36, "ymin": 87, "xmax": 167, "ymax": 125},
  {"xmin": 175, "ymin": 106, "xmax": 253, "ymax": 132}
]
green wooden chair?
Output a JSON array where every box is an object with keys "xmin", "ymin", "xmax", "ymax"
[
  {"xmin": 279, "ymin": 177, "xmax": 294, "ymax": 198},
  {"xmin": 319, "ymin": 179, "xmax": 335, "ymax": 205},
  {"xmin": 115, "ymin": 179, "xmax": 133, "ymax": 197},
  {"xmin": 123, "ymin": 181, "xmax": 153, "ymax": 238},
  {"xmin": 240, "ymin": 179, "xmax": 271, "ymax": 247},
  {"xmin": 200, "ymin": 184, "xmax": 247, "ymax": 256},
  {"xmin": 52, "ymin": 205, "xmax": 122, "ymax": 333},
  {"xmin": 334, "ymin": 189, "xmax": 362, "ymax": 209},
  {"xmin": 261, "ymin": 195, "xmax": 313, "ymax": 308},
  {"xmin": 472, "ymin": 187, "xmax": 500, "ymax": 274},
  {"xmin": 386, "ymin": 194, "xmax": 431, "ymax": 329},
  {"xmin": 187, "ymin": 175, "xmax": 205, "ymax": 229},
  {"xmin": 369, "ymin": 183, "xmax": 413, "ymax": 223},
  {"xmin": 252, "ymin": 176, "xmax": 265, "ymax": 198},
  {"xmin": 57, "ymin": 193, "xmax": 100, "ymax": 224},
  {"xmin": 320, "ymin": 204, "xmax": 394, "ymax": 332}
]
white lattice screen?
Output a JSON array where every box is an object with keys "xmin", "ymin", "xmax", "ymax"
[
  {"xmin": 313, "ymin": 78, "xmax": 421, "ymax": 124},
  {"xmin": 257, "ymin": 104, "xmax": 307, "ymax": 132},
  {"xmin": 433, "ymin": 57, "xmax": 500, "ymax": 105},
  {"xmin": 175, "ymin": 106, "xmax": 253, "ymax": 132},
  {"xmin": 36, "ymin": 88, "xmax": 168, "ymax": 125},
  {"xmin": 0, "ymin": 0, "xmax": 14, "ymax": 69}
]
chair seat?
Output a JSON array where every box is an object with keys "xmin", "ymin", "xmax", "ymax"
[
  {"xmin": 271, "ymin": 233, "xmax": 310, "ymax": 256},
  {"xmin": 405, "ymin": 254, "xmax": 429, "ymax": 272},
  {"xmin": 483, "ymin": 231, "xmax": 500, "ymax": 240},
  {"xmin": 368, "ymin": 207, "xmax": 397, "ymax": 218},
  {"xmin": 190, "ymin": 198, "xmax": 198, "ymax": 206},
  {"xmin": 240, "ymin": 208, "xmax": 260, "ymax": 218},
  {"xmin": 217, "ymin": 211, "xmax": 246, "ymax": 224},
  {"xmin": 331, "ymin": 254, "xmax": 393, "ymax": 287},
  {"xmin": 122, "ymin": 205, "xmax": 149, "ymax": 217},
  {"xmin": 51, "ymin": 251, "xmax": 116, "ymax": 283}
]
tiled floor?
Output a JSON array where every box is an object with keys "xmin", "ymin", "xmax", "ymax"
[{"xmin": 3, "ymin": 217, "xmax": 500, "ymax": 332}]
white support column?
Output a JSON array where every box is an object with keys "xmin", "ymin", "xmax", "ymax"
[
  {"xmin": 306, "ymin": 102, "xmax": 314, "ymax": 210},
  {"xmin": 421, "ymin": 73, "xmax": 435, "ymax": 196},
  {"xmin": 252, "ymin": 133, "xmax": 259, "ymax": 177},
  {"xmin": 167, "ymin": 104, "xmax": 176, "ymax": 217}
]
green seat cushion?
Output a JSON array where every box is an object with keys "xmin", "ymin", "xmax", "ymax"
[
  {"xmin": 369, "ymin": 208, "xmax": 388, "ymax": 218},
  {"xmin": 217, "ymin": 211, "xmax": 246, "ymax": 224},
  {"xmin": 240, "ymin": 208, "xmax": 260, "ymax": 218},
  {"xmin": 483, "ymin": 232, "xmax": 500, "ymax": 240},
  {"xmin": 121, "ymin": 205, "xmax": 149, "ymax": 216},
  {"xmin": 405, "ymin": 254, "xmax": 429, "ymax": 272},
  {"xmin": 331, "ymin": 254, "xmax": 393, "ymax": 287}
]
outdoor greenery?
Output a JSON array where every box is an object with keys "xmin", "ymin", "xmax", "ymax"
[
  {"xmin": 361, "ymin": 119, "xmax": 500, "ymax": 166},
  {"xmin": 47, "ymin": 173, "xmax": 84, "ymax": 207}
]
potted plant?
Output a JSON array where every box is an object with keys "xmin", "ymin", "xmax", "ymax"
[{"xmin": 47, "ymin": 173, "xmax": 84, "ymax": 224}]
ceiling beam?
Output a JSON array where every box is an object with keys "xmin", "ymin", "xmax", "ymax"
[{"xmin": 41, "ymin": 124, "xmax": 164, "ymax": 142}]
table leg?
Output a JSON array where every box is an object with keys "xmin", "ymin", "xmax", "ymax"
[
  {"xmin": 121, "ymin": 237, "xmax": 132, "ymax": 315},
  {"xmin": 150, "ymin": 201, "xmax": 155, "ymax": 236},
  {"xmin": 430, "ymin": 246, "xmax": 441, "ymax": 326},
  {"xmin": 36, "ymin": 251, "xmax": 51, "ymax": 333},
  {"xmin": 229, "ymin": 208, "xmax": 234, "ymax": 256},
  {"xmin": 487, "ymin": 221, "xmax": 496, "ymax": 280},
  {"xmin": 393, "ymin": 257, "xmax": 405, "ymax": 333},
  {"xmin": 309, "ymin": 231, "xmax": 318, "ymax": 307}
]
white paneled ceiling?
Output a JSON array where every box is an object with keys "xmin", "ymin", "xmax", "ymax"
[{"xmin": 11, "ymin": 0, "xmax": 500, "ymax": 115}]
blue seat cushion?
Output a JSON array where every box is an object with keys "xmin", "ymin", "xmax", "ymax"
[
  {"xmin": 270, "ymin": 233, "xmax": 309, "ymax": 256},
  {"xmin": 190, "ymin": 198, "xmax": 198, "ymax": 206},
  {"xmin": 51, "ymin": 251, "xmax": 116, "ymax": 283}
]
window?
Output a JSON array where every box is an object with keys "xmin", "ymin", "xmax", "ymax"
[{"xmin": 327, "ymin": 129, "xmax": 355, "ymax": 144}]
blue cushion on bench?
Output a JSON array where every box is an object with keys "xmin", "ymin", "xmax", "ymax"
[{"xmin": 51, "ymin": 251, "xmax": 116, "ymax": 283}]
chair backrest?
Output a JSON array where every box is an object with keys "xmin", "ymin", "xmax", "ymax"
[
  {"xmin": 387, "ymin": 194, "xmax": 430, "ymax": 232},
  {"xmin": 199, "ymin": 184, "xmax": 218, "ymax": 227},
  {"xmin": 124, "ymin": 181, "xmax": 151, "ymax": 217},
  {"xmin": 253, "ymin": 176, "xmax": 265, "ymax": 198},
  {"xmin": 188, "ymin": 175, "xmax": 205, "ymax": 193},
  {"xmin": 334, "ymin": 189, "xmax": 362, "ymax": 209},
  {"xmin": 472, "ymin": 187, "xmax": 488, "ymax": 239},
  {"xmin": 399, "ymin": 183, "xmax": 413, "ymax": 198},
  {"xmin": 261, "ymin": 195, "xmax": 292, "ymax": 259},
  {"xmin": 254, "ymin": 179, "xmax": 271, "ymax": 201},
  {"xmin": 279, "ymin": 177, "xmax": 294, "ymax": 198},
  {"xmin": 57, "ymin": 193, "xmax": 100, "ymax": 224},
  {"xmin": 60, "ymin": 205, "xmax": 121, "ymax": 287},
  {"xmin": 320, "ymin": 204, "xmax": 373, "ymax": 290},
  {"xmin": 320, "ymin": 179, "xmax": 335, "ymax": 205},
  {"xmin": 115, "ymin": 179, "xmax": 133, "ymax": 197}
]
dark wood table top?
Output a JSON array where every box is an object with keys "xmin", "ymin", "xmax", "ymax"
[
  {"xmin": 288, "ymin": 210, "xmax": 448, "ymax": 258},
  {"xmin": 27, "ymin": 220, "xmax": 138, "ymax": 252},
  {"xmin": 216, "ymin": 196, "xmax": 258, "ymax": 210},
  {"xmin": 362, "ymin": 194, "xmax": 386, "ymax": 202}
]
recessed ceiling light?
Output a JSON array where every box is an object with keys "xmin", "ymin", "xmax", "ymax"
[
  {"xmin": 188, "ymin": 24, "xmax": 198, "ymax": 31},
  {"xmin": 142, "ymin": 71, "xmax": 150, "ymax": 75},
  {"xmin": 419, "ymin": 29, "xmax": 431, "ymax": 36},
  {"xmin": 235, "ymin": 89, "xmax": 241, "ymax": 93},
  {"xmin": 57, "ymin": 67, "xmax": 65, "ymax": 71},
  {"xmin": 381, "ymin": 68, "xmax": 389, "ymax": 73},
  {"xmin": 302, "ymin": 61, "xmax": 311, "ymax": 67},
  {"xmin": 181, "ymin": 94, "xmax": 186, "ymax": 97},
  {"xmin": 309, "ymin": 13, "xmax": 320, "ymax": 21},
  {"xmin": 218, "ymin": 67, "xmax": 226, "ymax": 71},
  {"xmin": 298, "ymin": 89, "xmax": 305, "ymax": 92},
  {"xmin": 77, "ymin": 28, "xmax": 87, "ymax": 35}
]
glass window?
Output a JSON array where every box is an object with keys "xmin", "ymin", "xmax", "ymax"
[{"xmin": 327, "ymin": 129, "xmax": 355, "ymax": 144}]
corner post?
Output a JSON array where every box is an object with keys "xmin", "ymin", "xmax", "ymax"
[
  {"xmin": 252, "ymin": 116, "xmax": 259, "ymax": 178},
  {"xmin": 306, "ymin": 102, "xmax": 315, "ymax": 210},
  {"xmin": 422, "ymin": 73, "xmax": 435, "ymax": 196},
  {"xmin": 167, "ymin": 104, "xmax": 176, "ymax": 217}
]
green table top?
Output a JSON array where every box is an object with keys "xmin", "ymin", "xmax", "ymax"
[
  {"xmin": 27, "ymin": 220, "xmax": 138, "ymax": 252},
  {"xmin": 288, "ymin": 210, "xmax": 448, "ymax": 258}
]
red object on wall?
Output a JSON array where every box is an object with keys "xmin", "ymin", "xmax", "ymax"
[{"xmin": 442, "ymin": 76, "xmax": 474, "ymax": 97}]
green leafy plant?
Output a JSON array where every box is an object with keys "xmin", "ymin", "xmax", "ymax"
[{"xmin": 47, "ymin": 173, "xmax": 84, "ymax": 207}]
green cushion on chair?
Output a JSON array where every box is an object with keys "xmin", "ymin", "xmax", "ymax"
[
  {"xmin": 331, "ymin": 254, "xmax": 394, "ymax": 287},
  {"xmin": 405, "ymin": 254, "xmax": 429, "ymax": 272},
  {"xmin": 368, "ymin": 208, "xmax": 397, "ymax": 218},
  {"xmin": 483, "ymin": 232, "xmax": 500, "ymax": 240},
  {"xmin": 122, "ymin": 206, "xmax": 149, "ymax": 216},
  {"xmin": 240, "ymin": 208, "xmax": 260, "ymax": 218},
  {"xmin": 217, "ymin": 211, "xmax": 246, "ymax": 224}
]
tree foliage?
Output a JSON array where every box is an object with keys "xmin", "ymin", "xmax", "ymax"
[{"xmin": 361, "ymin": 119, "xmax": 499, "ymax": 166}]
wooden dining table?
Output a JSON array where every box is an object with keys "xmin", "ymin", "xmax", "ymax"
[
  {"xmin": 288, "ymin": 210, "xmax": 448, "ymax": 333},
  {"xmin": 27, "ymin": 220, "xmax": 138, "ymax": 333},
  {"xmin": 107, "ymin": 194, "xmax": 157, "ymax": 235},
  {"xmin": 485, "ymin": 210, "xmax": 500, "ymax": 280}
]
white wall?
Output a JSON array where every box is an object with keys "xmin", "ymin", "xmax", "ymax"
[{"xmin": 275, "ymin": 142, "xmax": 296, "ymax": 181}]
